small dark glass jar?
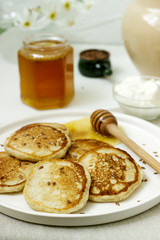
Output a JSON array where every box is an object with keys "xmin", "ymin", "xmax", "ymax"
[{"xmin": 78, "ymin": 49, "xmax": 112, "ymax": 78}]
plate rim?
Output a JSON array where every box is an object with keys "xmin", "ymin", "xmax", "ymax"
[{"xmin": 0, "ymin": 109, "xmax": 160, "ymax": 226}]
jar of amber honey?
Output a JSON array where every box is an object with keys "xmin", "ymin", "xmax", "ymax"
[{"xmin": 18, "ymin": 33, "xmax": 74, "ymax": 110}]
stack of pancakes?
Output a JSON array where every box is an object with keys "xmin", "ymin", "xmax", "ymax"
[{"xmin": 0, "ymin": 121, "xmax": 144, "ymax": 214}]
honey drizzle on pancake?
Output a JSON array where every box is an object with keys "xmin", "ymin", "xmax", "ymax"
[{"xmin": 65, "ymin": 117, "xmax": 121, "ymax": 146}]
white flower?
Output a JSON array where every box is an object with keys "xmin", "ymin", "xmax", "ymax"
[
  {"xmin": 57, "ymin": 0, "xmax": 83, "ymax": 26},
  {"xmin": 58, "ymin": 0, "xmax": 94, "ymax": 26},
  {"xmin": 60, "ymin": 9, "xmax": 77, "ymax": 26},
  {"xmin": 13, "ymin": 8, "xmax": 49, "ymax": 30},
  {"xmin": 82, "ymin": 0, "xmax": 95, "ymax": 10},
  {"xmin": 3, "ymin": 0, "xmax": 95, "ymax": 31},
  {"xmin": 61, "ymin": 0, "xmax": 74, "ymax": 11},
  {"xmin": 39, "ymin": 0, "xmax": 61, "ymax": 22}
]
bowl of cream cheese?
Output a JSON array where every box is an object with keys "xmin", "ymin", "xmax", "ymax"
[{"xmin": 113, "ymin": 76, "xmax": 160, "ymax": 120}]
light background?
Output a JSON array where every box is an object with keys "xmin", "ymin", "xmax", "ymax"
[{"xmin": 0, "ymin": 0, "xmax": 133, "ymax": 63}]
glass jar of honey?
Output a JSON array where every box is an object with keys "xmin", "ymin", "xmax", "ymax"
[{"xmin": 18, "ymin": 33, "xmax": 74, "ymax": 110}]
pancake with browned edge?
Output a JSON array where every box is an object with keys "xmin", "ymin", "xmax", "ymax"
[
  {"xmin": 79, "ymin": 146, "xmax": 144, "ymax": 202},
  {"xmin": 0, "ymin": 152, "xmax": 33, "ymax": 193},
  {"xmin": 23, "ymin": 159, "xmax": 91, "ymax": 214},
  {"xmin": 4, "ymin": 123, "xmax": 71, "ymax": 162},
  {"xmin": 65, "ymin": 138, "xmax": 112, "ymax": 162}
]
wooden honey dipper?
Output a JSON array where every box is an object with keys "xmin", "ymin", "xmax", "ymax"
[{"xmin": 91, "ymin": 109, "xmax": 160, "ymax": 174}]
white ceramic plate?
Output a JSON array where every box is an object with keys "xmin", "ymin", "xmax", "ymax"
[{"xmin": 0, "ymin": 110, "xmax": 160, "ymax": 226}]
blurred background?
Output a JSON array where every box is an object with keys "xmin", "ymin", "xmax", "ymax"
[{"xmin": 0, "ymin": 0, "xmax": 132, "ymax": 62}]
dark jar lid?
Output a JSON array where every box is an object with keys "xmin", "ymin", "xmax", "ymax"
[
  {"xmin": 80, "ymin": 49, "xmax": 110, "ymax": 61},
  {"xmin": 79, "ymin": 49, "xmax": 112, "ymax": 78}
]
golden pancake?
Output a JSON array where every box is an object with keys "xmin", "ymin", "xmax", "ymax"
[
  {"xmin": 65, "ymin": 138, "xmax": 112, "ymax": 162},
  {"xmin": 0, "ymin": 152, "xmax": 34, "ymax": 193},
  {"xmin": 79, "ymin": 146, "xmax": 144, "ymax": 202},
  {"xmin": 23, "ymin": 159, "xmax": 91, "ymax": 213},
  {"xmin": 4, "ymin": 123, "xmax": 71, "ymax": 162}
]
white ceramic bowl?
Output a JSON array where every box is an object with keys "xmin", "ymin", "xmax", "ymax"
[{"xmin": 113, "ymin": 76, "xmax": 160, "ymax": 120}]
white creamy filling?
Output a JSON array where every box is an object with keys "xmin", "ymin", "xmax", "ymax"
[{"xmin": 115, "ymin": 76, "xmax": 160, "ymax": 107}]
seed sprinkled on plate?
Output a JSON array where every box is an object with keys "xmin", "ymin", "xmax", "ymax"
[
  {"xmin": 141, "ymin": 166, "xmax": 146, "ymax": 169},
  {"xmin": 142, "ymin": 179, "xmax": 148, "ymax": 182},
  {"xmin": 39, "ymin": 166, "xmax": 44, "ymax": 169},
  {"xmin": 115, "ymin": 202, "xmax": 120, "ymax": 206}
]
